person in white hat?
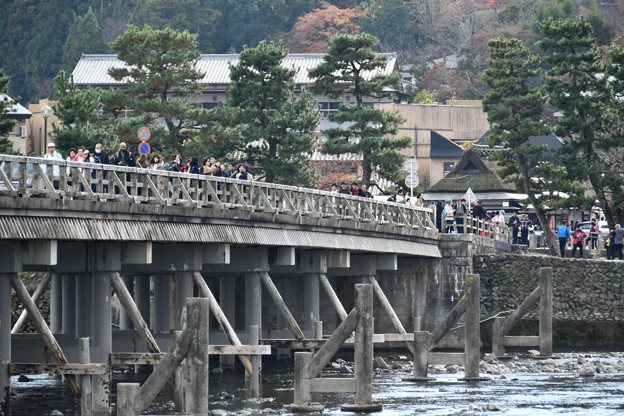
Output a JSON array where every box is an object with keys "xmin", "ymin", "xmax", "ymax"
[{"xmin": 42, "ymin": 142, "xmax": 63, "ymax": 188}]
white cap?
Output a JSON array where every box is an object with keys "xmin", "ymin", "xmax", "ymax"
[{"xmin": 47, "ymin": 142, "xmax": 56, "ymax": 147}]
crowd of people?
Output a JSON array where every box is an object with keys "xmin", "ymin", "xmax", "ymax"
[
  {"xmin": 556, "ymin": 220, "xmax": 624, "ymax": 260},
  {"xmin": 43, "ymin": 141, "xmax": 254, "ymax": 180}
]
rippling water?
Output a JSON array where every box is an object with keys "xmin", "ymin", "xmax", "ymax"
[{"xmin": 11, "ymin": 352, "xmax": 624, "ymax": 415}]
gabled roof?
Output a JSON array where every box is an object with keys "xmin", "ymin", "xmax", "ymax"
[
  {"xmin": 0, "ymin": 93, "xmax": 31, "ymax": 116},
  {"xmin": 72, "ymin": 53, "xmax": 399, "ymax": 87},
  {"xmin": 430, "ymin": 130, "xmax": 463, "ymax": 159},
  {"xmin": 476, "ymin": 131, "xmax": 564, "ymax": 149},
  {"xmin": 427, "ymin": 145, "xmax": 516, "ymax": 193}
]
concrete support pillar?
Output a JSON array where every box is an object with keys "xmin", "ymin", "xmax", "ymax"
[
  {"xmin": 245, "ymin": 272, "xmax": 262, "ymax": 331},
  {"xmin": 219, "ymin": 276, "xmax": 236, "ymax": 370},
  {"xmin": 79, "ymin": 337, "xmax": 92, "ymax": 416},
  {"xmin": 134, "ymin": 275, "xmax": 151, "ymax": 330},
  {"xmin": 117, "ymin": 383, "xmax": 140, "ymax": 416},
  {"xmin": 409, "ymin": 331, "xmax": 431, "ymax": 380},
  {"xmin": 50, "ymin": 272, "xmax": 62, "ymax": 333},
  {"xmin": 249, "ymin": 325, "xmax": 260, "ymax": 397},
  {"xmin": 539, "ymin": 267, "xmax": 553, "ymax": 357},
  {"xmin": 0, "ymin": 274, "xmax": 11, "ymax": 415},
  {"xmin": 184, "ymin": 298, "xmax": 209, "ymax": 414},
  {"xmin": 463, "ymin": 274, "xmax": 484, "ymax": 381},
  {"xmin": 92, "ymin": 272, "xmax": 112, "ymax": 415},
  {"xmin": 492, "ymin": 317, "xmax": 505, "ymax": 357},
  {"xmin": 354, "ymin": 284, "xmax": 373, "ymax": 406},
  {"xmin": 61, "ymin": 274, "xmax": 76, "ymax": 335},
  {"xmin": 76, "ymin": 276, "xmax": 93, "ymax": 338},
  {"xmin": 153, "ymin": 275, "xmax": 171, "ymax": 333},
  {"xmin": 304, "ymin": 274, "xmax": 319, "ymax": 332},
  {"xmin": 118, "ymin": 276, "xmax": 133, "ymax": 330},
  {"xmin": 175, "ymin": 272, "xmax": 193, "ymax": 331}
]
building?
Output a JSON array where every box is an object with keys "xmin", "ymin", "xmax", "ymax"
[
  {"xmin": 71, "ymin": 53, "xmax": 401, "ymax": 113},
  {"xmin": 376, "ymin": 102, "xmax": 490, "ymax": 187},
  {"xmin": 1, "ymin": 93, "xmax": 32, "ymax": 155}
]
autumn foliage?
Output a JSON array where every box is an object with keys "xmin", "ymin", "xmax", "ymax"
[{"xmin": 283, "ymin": 6, "xmax": 365, "ymax": 53}]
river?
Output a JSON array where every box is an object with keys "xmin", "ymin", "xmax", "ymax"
[{"xmin": 10, "ymin": 351, "xmax": 624, "ymax": 415}]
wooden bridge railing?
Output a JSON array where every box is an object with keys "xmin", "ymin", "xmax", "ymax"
[{"xmin": 0, "ymin": 155, "xmax": 436, "ymax": 230}]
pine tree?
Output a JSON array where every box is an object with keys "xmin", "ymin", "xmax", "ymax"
[
  {"xmin": 482, "ymin": 37, "xmax": 561, "ymax": 256},
  {"xmin": 309, "ymin": 33, "xmax": 411, "ymax": 185},
  {"xmin": 224, "ymin": 41, "xmax": 320, "ymax": 186},
  {"xmin": 538, "ymin": 17, "xmax": 622, "ymax": 226},
  {"xmin": 108, "ymin": 25, "xmax": 210, "ymax": 154},
  {"xmin": 0, "ymin": 69, "xmax": 17, "ymax": 155}
]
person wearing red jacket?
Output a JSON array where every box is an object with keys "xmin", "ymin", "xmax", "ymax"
[{"xmin": 571, "ymin": 225, "xmax": 587, "ymax": 259}]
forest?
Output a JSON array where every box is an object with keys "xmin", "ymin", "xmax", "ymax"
[{"xmin": 1, "ymin": 0, "xmax": 624, "ymax": 104}]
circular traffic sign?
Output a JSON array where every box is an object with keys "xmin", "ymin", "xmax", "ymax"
[
  {"xmin": 405, "ymin": 158, "xmax": 419, "ymax": 172},
  {"xmin": 405, "ymin": 173, "xmax": 419, "ymax": 189},
  {"xmin": 137, "ymin": 127, "xmax": 151, "ymax": 141},
  {"xmin": 138, "ymin": 141, "xmax": 151, "ymax": 155}
]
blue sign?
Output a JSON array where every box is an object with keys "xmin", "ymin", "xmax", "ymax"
[
  {"xmin": 138, "ymin": 142, "xmax": 151, "ymax": 155},
  {"xmin": 137, "ymin": 127, "xmax": 151, "ymax": 141}
]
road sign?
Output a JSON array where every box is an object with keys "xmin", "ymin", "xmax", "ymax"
[
  {"xmin": 405, "ymin": 173, "xmax": 419, "ymax": 189},
  {"xmin": 138, "ymin": 142, "xmax": 151, "ymax": 156},
  {"xmin": 137, "ymin": 127, "xmax": 151, "ymax": 141},
  {"xmin": 404, "ymin": 158, "xmax": 419, "ymax": 173}
]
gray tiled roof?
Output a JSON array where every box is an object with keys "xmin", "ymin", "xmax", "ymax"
[{"xmin": 72, "ymin": 53, "xmax": 398, "ymax": 86}]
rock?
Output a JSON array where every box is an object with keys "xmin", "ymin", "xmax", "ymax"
[
  {"xmin": 397, "ymin": 355, "xmax": 408, "ymax": 360},
  {"xmin": 216, "ymin": 391, "xmax": 235, "ymax": 400},
  {"xmin": 445, "ymin": 364, "xmax": 459, "ymax": 374},
  {"xmin": 374, "ymin": 356, "xmax": 391, "ymax": 370},
  {"xmin": 210, "ymin": 409, "xmax": 228, "ymax": 415},
  {"xmin": 339, "ymin": 366, "xmax": 354, "ymax": 374},
  {"xmin": 483, "ymin": 353, "xmax": 498, "ymax": 363},
  {"xmin": 330, "ymin": 362, "xmax": 341, "ymax": 369},
  {"xmin": 578, "ymin": 366, "xmax": 596, "ymax": 378},
  {"xmin": 527, "ymin": 350, "xmax": 541, "ymax": 356},
  {"xmin": 17, "ymin": 375, "xmax": 31, "ymax": 382},
  {"xmin": 50, "ymin": 411, "xmax": 64, "ymax": 416},
  {"xmin": 211, "ymin": 367, "xmax": 224, "ymax": 374},
  {"xmin": 468, "ymin": 402, "xmax": 480, "ymax": 411},
  {"xmin": 485, "ymin": 403, "xmax": 503, "ymax": 411},
  {"xmin": 335, "ymin": 358, "xmax": 346, "ymax": 364}
]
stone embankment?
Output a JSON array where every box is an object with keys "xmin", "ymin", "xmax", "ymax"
[{"xmin": 475, "ymin": 254, "xmax": 624, "ymax": 322}]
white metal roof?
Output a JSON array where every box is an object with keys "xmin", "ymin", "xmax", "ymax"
[
  {"xmin": 0, "ymin": 94, "xmax": 31, "ymax": 116},
  {"xmin": 72, "ymin": 53, "xmax": 398, "ymax": 87}
]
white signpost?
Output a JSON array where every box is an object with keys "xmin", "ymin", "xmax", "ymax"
[
  {"xmin": 404, "ymin": 157, "xmax": 419, "ymax": 199},
  {"xmin": 465, "ymin": 187, "xmax": 476, "ymax": 210}
]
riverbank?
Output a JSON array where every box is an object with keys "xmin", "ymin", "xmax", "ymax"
[{"xmin": 11, "ymin": 351, "xmax": 624, "ymax": 415}]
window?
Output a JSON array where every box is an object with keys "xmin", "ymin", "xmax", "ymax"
[{"xmin": 443, "ymin": 162, "xmax": 455, "ymax": 176}]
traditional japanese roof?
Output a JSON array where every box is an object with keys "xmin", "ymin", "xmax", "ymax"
[
  {"xmin": 72, "ymin": 53, "xmax": 398, "ymax": 87},
  {"xmin": 427, "ymin": 145, "xmax": 516, "ymax": 193},
  {"xmin": 476, "ymin": 131, "xmax": 564, "ymax": 149},
  {"xmin": 430, "ymin": 131, "xmax": 463, "ymax": 159},
  {"xmin": 0, "ymin": 93, "xmax": 31, "ymax": 117}
]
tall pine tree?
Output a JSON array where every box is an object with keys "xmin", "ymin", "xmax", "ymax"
[
  {"xmin": 482, "ymin": 37, "xmax": 562, "ymax": 256},
  {"xmin": 538, "ymin": 18, "xmax": 621, "ymax": 226},
  {"xmin": 309, "ymin": 33, "xmax": 410, "ymax": 185},
  {"xmin": 223, "ymin": 41, "xmax": 320, "ymax": 185}
]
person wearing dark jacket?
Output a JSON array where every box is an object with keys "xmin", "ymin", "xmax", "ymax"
[{"xmin": 115, "ymin": 142, "xmax": 136, "ymax": 167}]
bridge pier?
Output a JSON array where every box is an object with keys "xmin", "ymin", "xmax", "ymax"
[
  {"xmin": 175, "ymin": 272, "xmax": 193, "ymax": 331},
  {"xmin": 1, "ymin": 273, "xmax": 12, "ymax": 415},
  {"xmin": 153, "ymin": 274, "xmax": 171, "ymax": 333},
  {"xmin": 118, "ymin": 276, "xmax": 134, "ymax": 330},
  {"xmin": 134, "ymin": 275, "xmax": 151, "ymax": 331},
  {"xmin": 219, "ymin": 275, "xmax": 236, "ymax": 371},
  {"xmin": 50, "ymin": 272, "xmax": 62, "ymax": 333},
  {"xmin": 61, "ymin": 274, "xmax": 76, "ymax": 334}
]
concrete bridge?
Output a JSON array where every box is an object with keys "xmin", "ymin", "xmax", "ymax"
[{"xmin": 0, "ymin": 155, "xmax": 511, "ymax": 415}]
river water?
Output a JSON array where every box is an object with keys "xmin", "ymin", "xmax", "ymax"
[{"xmin": 11, "ymin": 352, "xmax": 624, "ymax": 415}]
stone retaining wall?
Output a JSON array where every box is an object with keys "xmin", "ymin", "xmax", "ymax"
[{"xmin": 475, "ymin": 254, "xmax": 624, "ymax": 322}]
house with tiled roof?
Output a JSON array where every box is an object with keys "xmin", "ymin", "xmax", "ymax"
[
  {"xmin": 424, "ymin": 145, "xmax": 526, "ymax": 212},
  {"xmin": 1, "ymin": 93, "xmax": 32, "ymax": 155},
  {"xmin": 71, "ymin": 53, "xmax": 403, "ymax": 113}
]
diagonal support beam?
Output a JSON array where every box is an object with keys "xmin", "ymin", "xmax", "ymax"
[
  {"xmin": 319, "ymin": 273, "xmax": 347, "ymax": 321},
  {"xmin": 10, "ymin": 274, "xmax": 81, "ymax": 396},
  {"xmin": 367, "ymin": 275, "xmax": 415, "ymax": 357},
  {"xmin": 192, "ymin": 271, "xmax": 253, "ymax": 377},
  {"xmin": 11, "ymin": 272, "xmax": 51, "ymax": 334},
  {"xmin": 260, "ymin": 272, "xmax": 304, "ymax": 340},
  {"xmin": 110, "ymin": 272, "xmax": 160, "ymax": 354},
  {"xmin": 308, "ymin": 308, "xmax": 358, "ymax": 378}
]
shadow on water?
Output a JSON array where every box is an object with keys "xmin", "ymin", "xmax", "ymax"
[{"xmin": 11, "ymin": 353, "xmax": 624, "ymax": 415}]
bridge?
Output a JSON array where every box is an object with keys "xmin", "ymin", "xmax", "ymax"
[{"xmin": 0, "ymin": 155, "xmax": 512, "ymax": 415}]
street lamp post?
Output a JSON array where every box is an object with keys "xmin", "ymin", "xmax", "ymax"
[{"xmin": 41, "ymin": 105, "xmax": 53, "ymax": 153}]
